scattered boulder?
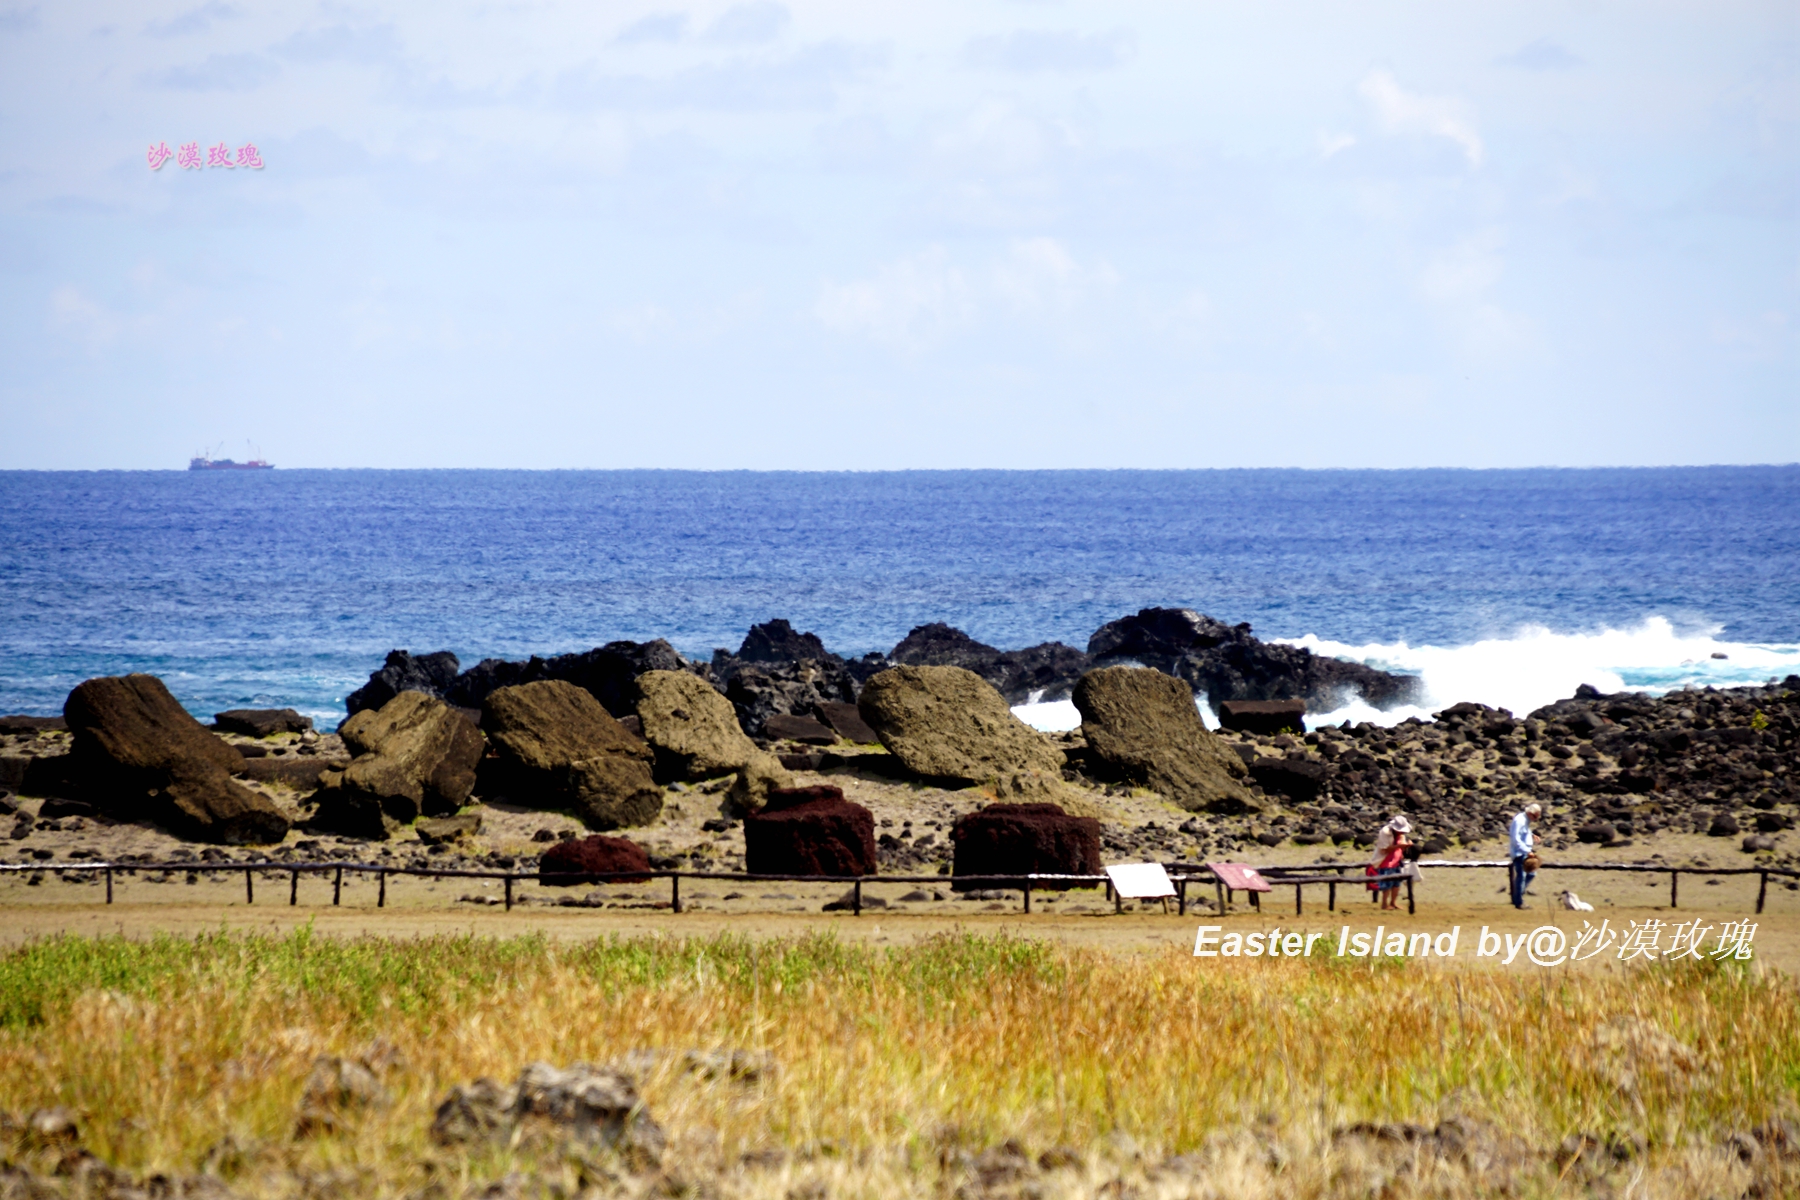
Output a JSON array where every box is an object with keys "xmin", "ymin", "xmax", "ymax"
[
  {"xmin": 857, "ymin": 665, "xmax": 1063, "ymax": 783},
  {"xmin": 481, "ymin": 680, "xmax": 662, "ymax": 829},
  {"xmin": 295, "ymin": 1054, "xmax": 388, "ymax": 1136},
  {"xmin": 430, "ymin": 1077, "xmax": 517, "ymax": 1146},
  {"xmin": 0, "ymin": 715, "xmax": 66, "ymax": 734},
  {"xmin": 889, "ymin": 623, "xmax": 1091, "ymax": 704},
  {"xmin": 345, "ymin": 650, "xmax": 461, "ymax": 716},
  {"xmin": 1071, "ymin": 667, "xmax": 1256, "ymax": 813},
  {"xmin": 417, "ymin": 813, "xmax": 482, "ymax": 845},
  {"xmin": 634, "ymin": 670, "xmax": 759, "ymax": 781},
  {"xmin": 538, "ymin": 834, "xmax": 653, "ymax": 885},
  {"xmin": 742, "ymin": 785, "xmax": 877, "ymax": 876},
  {"xmin": 1708, "ymin": 813, "xmax": 1742, "ymax": 837},
  {"xmin": 1577, "ymin": 822, "xmax": 1618, "ymax": 845},
  {"xmin": 719, "ymin": 659, "xmax": 861, "ymax": 739},
  {"xmin": 816, "ymin": 700, "xmax": 879, "ymax": 744},
  {"xmin": 312, "ymin": 692, "xmax": 484, "ymax": 839},
  {"xmin": 431, "ymin": 1062, "xmax": 664, "ymax": 1163},
  {"xmin": 1248, "ymin": 757, "xmax": 1327, "ymax": 805},
  {"xmin": 950, "ymin": 803, "xmax": 1102, "ymax": 890},
  {"xmin": 724, "ymin": 751, "xmax": 794, "ymax": 814},
  {"xmin": 762, "ymin": 714, "xmax": 837, "ymax": 744},
  {"xmin": 63, "ymin": 674, "xmax": 289, "ymax": 844},
  {"xmin": 235, "ymin": 756, "xmax": 342, "ymax": 790},
  {"xmin": 517, "ymin": 1063, "xmax": 665, "ymax": 1158},
  {"xmin": 1216, "ymin": 699, "xmax": 1306, "ymax": 736},
  {"xmin": 1087, "ymin": 607, "xmax": 1420, "ymax": 710},
  {"xmin": 1742, "ymin": 834, "xmax": 1777, "ymax": 853},
  {"xmin": 214, "ymin": 708, "xmax": 313, "ymax": 738}
]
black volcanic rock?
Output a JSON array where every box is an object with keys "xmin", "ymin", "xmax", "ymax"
[
  {"xmin": 1086, "ymin": 607, "xmax": 1419, "ymax": 710},
  {"xmin": 721, "ymin": 660, "xmax": 861, "ymax": 739},
  {"xmin": 737, "ymin": 619, "xmax": 837, "ymax": 664},
  {"xmin": 889, "ymin": 623, "xmax": 1090, "ymax": 704},
  {"xmin": 347, "ymin": 650, "xmax": 462, "ymax": 715},
  {"xmin": 444, "ymin": 639, "xmax": 688, "ymax": 718}
]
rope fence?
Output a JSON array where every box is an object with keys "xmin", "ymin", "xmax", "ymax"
[{"xmin": 2, "ymin": 857, "xmax": 1793, "ymax": 915}]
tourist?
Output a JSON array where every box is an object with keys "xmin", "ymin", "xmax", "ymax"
[
  {"xmin": 1508, "ymin": 803, "xmax": 1542, "ymax": 909},
  {"xmin": 1367, "ymin": 815, "xmax": 1412, "ymax": 911}
]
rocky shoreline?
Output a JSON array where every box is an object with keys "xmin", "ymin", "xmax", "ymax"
[{"xmin": 1, "ymin": 608, "xmax": 1796, "ymax": 895}]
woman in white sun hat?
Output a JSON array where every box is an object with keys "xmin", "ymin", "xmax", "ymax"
[{"xmin": 1366, "ymin": 815, "xmax": 1413, "ymax": 912}]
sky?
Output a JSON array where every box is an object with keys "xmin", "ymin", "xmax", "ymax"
[{"xmin": 0, "ymin": 1, "xmax": 1794, "ymax": 469}]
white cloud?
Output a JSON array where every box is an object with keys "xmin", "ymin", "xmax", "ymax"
[
  {"xmin": 1316, "ymin": 130, "xmax": 1356, "ymax": 158},
  {"xmin": 1417, "ymin": 231, "xmax": 1532, "ymax": 359},
  {"xmin": 816, "ymin": 238, "xmax": 1116, "ymax": 349},
  {"xmin": 1358, "ymin": 69, "xmax": 1483, "ymax": 166},
  {"xmin": 815, "ymin": 247, "xmax": 975, "ymax": 350},
  {"xmin": 991, "ymin": 236, "xmax": 1117, "ymax": 316},
  {"xmin": 1497, "ymin": 38, "xmax": 1583, "ymax": 71},
  {"xmin": 965, "ymin": 29, "xmax": 1135, "ymax": 73},
  {"xmin": 48, "ymin": 285, "xmax": 118, "ymax": 351}
]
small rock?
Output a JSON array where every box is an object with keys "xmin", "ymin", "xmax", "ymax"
[
  {"xmin": 431, "ymin": 1077, "xmax": 517, "ymax": 1145},
  {"xmin": 25, "ymin": 1107, "xmax": 80, "ymax": 1147},
  {"xmin": 214, "ymin": 708, "xmax": 313, "ymax": 738},
  {"xmin": 1577, "ymin": 822, "xmax": 1618, "ymax": 845},
  {"xmin": 295, "ymin": 1055, "xmax": 388, "ymax": 1135},
  {"xmin": 822, "ymin": 889, "xmax": 886, "ymax": 911},
  {"xmin": 1742, "ymin": 834, "xmax": 1777, "ymax": 853},
  {"xmin": 1708, "ymin": 814, "xmax": 1741, "ymax": 837},
  {"xmin": 416, "ymin": 813, "xmax": 482, "ymax": 844}
]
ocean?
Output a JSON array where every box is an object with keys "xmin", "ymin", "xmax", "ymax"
[{"xmin": 1, "ymin": 467, "xmax": 1796, "ymax": 731}]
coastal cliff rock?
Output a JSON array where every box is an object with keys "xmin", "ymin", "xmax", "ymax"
[
  {"xmin": 481, "ymin": 681, "xmax": 663, "ymax": 829},
  {"xmin": 889, "ymin": 623, "xmax": 1091, "ymax": 704},
  {"xmin": 63, "ymin": 674, "xmax": 290, "ymax": 844},
  {"xmin": 314, "ymin": 692, "xmax": 484, "ymax": 838},
  {"xmin": 346, "ymin": 650, "xmax": 461, "ymax": 716},
  {"xmin": 1088, "ymin": 607, "xmax": 1419, "ymax": 710},
  {"xmin": 634, "ymin": 670, "xmax": 759, "ymax": 781},
  {"xmin": 1071, "ymin": 666, "xmax": 1257, "ymax": 814},
  {"xmin": 857, "ymin": 665, "xmax": 1064, "ymax": 783}
]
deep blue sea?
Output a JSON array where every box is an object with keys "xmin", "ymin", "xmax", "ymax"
[{"xmin": 2, "ymin": 467, "xmax": 1797, "ymax": 730}]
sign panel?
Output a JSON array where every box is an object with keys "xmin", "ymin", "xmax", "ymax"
[
  {"xmin": 1105, "ymin": 862, "xmax": 1176, "ymax": 899},
  {"xmin": 1207, "ymin": 862, "xmax": 1272, "ymax": 892}
]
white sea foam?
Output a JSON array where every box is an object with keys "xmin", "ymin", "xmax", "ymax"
[
  {"xmin": 1011, "ymin": 616, "xmax": 1800, "ymax": 734},
  {"xmin": 1012, "ymin": 695, "xmax": 1221, "ymax": 732},
  {"xmin": 1284, "ymin": 616, "xmax": 1800, "ymax": 730}
]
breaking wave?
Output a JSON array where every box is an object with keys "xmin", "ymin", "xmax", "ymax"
[
  {"xmin": 1287, "ymin": 616, "xmax": 1800, "ymax": 729},
  {"xmin": 1011, "ymin": 617, "xmax": 1800, "ymax": 734}
]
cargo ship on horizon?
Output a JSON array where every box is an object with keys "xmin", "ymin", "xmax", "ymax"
[{"xmin": 189, "ymin": 443, "xmax": 273, "ymax": 471}]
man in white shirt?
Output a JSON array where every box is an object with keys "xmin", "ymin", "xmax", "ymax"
[{"xmin": 1508, "ymin": 803, "xmax": 1541, "ymax": 909}]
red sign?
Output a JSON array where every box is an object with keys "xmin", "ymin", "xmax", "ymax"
[{"xmin": 1207, "ymin": 862, "xmax": 1271, "ymax": 892}]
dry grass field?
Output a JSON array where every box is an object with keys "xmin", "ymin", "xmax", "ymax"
[{"xmin": 1, "ymin": 926, "xmax": 1796, "ymax": 1199}]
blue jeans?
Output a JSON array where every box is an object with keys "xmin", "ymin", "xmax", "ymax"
[{"xmin": 1510, "ymin": 856, "xmax": 1535, "ymax": 908}]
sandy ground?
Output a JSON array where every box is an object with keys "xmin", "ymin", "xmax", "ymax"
[
  {"xmin": 6, "ymin": 885, "xmax": 1797, "ymax": 975},
  {"xmin": 7, "ymin": 729, "xmax": 1797, "ymax": 973}
]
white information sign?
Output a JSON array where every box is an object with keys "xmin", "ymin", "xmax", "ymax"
[{"xmin": 1104, "ymin": 862, "xmax": 1176, "ymax": 899}]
